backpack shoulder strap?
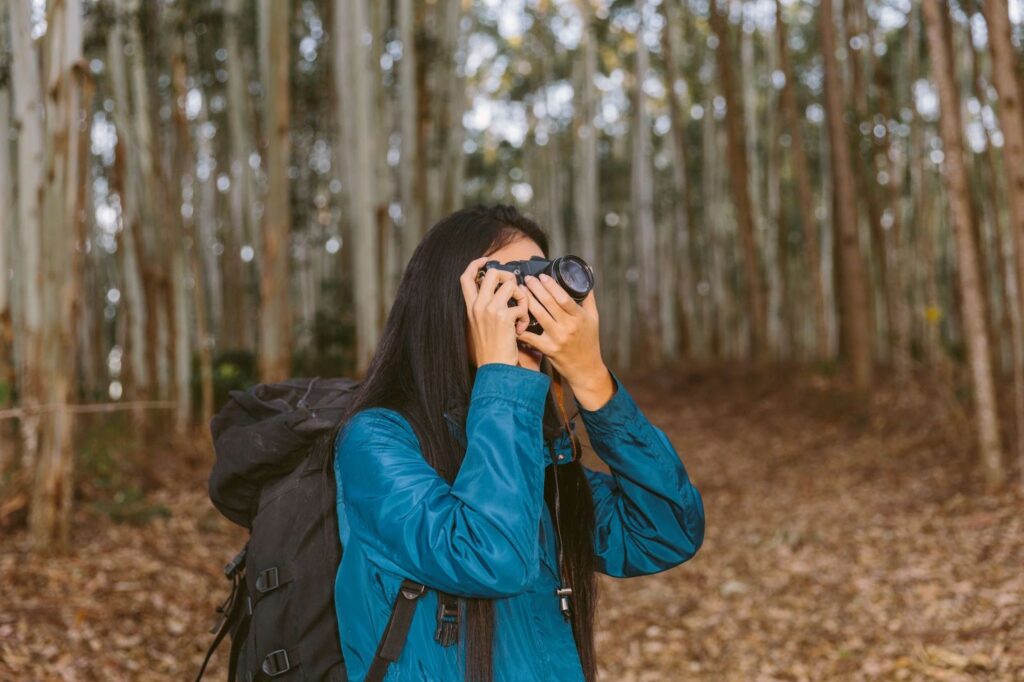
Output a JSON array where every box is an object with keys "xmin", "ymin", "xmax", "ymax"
[
  {"xmin": 364, "ymin": 579, "xmax": 428, "ymax": 682},
  {"xmin": 193, "ymin": 545, "xmax": 249, "ymax": 682}
]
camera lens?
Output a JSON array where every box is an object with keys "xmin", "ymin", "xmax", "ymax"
[{"xmin": 553, "ymin": 256, "xmax": 594, "ymax": 299}]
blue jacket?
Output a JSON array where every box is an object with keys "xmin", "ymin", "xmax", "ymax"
[{"xmin": 333, "ymin": 363, "xmax": 705, "ymax": 681}]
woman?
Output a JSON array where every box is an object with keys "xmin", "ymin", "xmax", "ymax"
[{"xmin": 333, "ymin": 205, "xmax": 705, "ymax": 681}]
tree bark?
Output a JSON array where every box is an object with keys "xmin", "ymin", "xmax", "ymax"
[
  {"xmin": 397, "ymin": 0, "xmax": 422, "ymax": 268},
  {"xmin": 820, "ymin": 0, "xmax": 872, "ymax": 388},
  {"xmin": 29, "ymin": 0, "xmax": 87, "ymax": 550},
  {"xmin": 709, "ymin": 1, "xmax": 767, "ymax": 360},
  {"xmin": 9, "ymin": 0, "xmax": 45, "ymax": 468},
  {"xmin": 335, "ymin": 0, "xmax": 380, "ymax": 374},
  {"xmin": 660, "ymin": 0, "xmax": 696, "ymax": 360},
  {"xmin": 224, "ymin": 0, "xmax": 259, "ymax": 351},
  {"xmin": 259, "ymin": 0, "xmax": 293, "ymax": 382},
  {"xmin": 631, "ymin": 0, "xmax": 662, "ymax": 364},
  {"xmin": 573, "ymin": 2, "xmax": 599, "ymax": 271},
  {"xmin": 0, "ymin": 43, "xmax": 15, "ymax": 474},
  {"xmin": 922, "ymin": 0, "xmax": 1005, "ymax": 488},
  {"xmin": 775, "ymin": 0, "xmax": 827, "ymax": 361}
]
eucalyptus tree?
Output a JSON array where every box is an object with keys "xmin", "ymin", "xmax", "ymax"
[{"xmin": 922, "ymin": 0, "xmax": 1005, "ymax": 488}]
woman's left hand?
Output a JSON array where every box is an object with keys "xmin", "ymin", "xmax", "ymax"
[{"xmin": 516, "ymin": 274, "xmax": 615, "ymax": 410}]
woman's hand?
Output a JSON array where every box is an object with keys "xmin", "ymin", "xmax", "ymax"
[
  {"xmin": 459, "ymin": 256, "xmax": 531, "ymax": 368},
  {"xmin": 516, "ymin": 274, "xmax": 615, "ymax": 410}
]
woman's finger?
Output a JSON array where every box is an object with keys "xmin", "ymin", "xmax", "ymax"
[
  {"xmin": 516, "ymin": 330, "xmax": 556, "ymax": 355},
  {"xmin": 580, "ymin": 289, "xmax": 598, "ymax": 317},
  {"xmin": 524, "ymin": 286, "xmax": 558, "ymax": 330},
  {"xmin": 490, "ymin": 277, "xmax": 519, "ymax": 311},
  {"xmin": 524, "ymin": 275, "xmax": 563, "ymax": 323},
  {"xmin": 510, "ymin": 285, "xmax": 530, "ymax": 332},
  {"xmin": 473, "ymin": 267, "xmax": 504, "ymax": 309},
  {"xmin": 539, "ymin": 273, "xmax": 582, "ymax": 317},
  {"xmin": 459, "ymin": 256, "xmax": 491, "ymax": 310}
]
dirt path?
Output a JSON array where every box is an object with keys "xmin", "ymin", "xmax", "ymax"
[{"xmin": 1, "ymin": 369, "xmax": 1021, "ymax": 681}]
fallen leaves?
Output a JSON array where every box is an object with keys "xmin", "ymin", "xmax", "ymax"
[{"xmin": 1, "ymin": 368, "xmax": 1022, "ymax": 680}]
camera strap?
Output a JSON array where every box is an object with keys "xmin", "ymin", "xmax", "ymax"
[{"xmin": 549, "ymin": 371, "xmax": 578, "ymax": 620}]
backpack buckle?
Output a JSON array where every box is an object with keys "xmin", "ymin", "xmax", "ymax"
[
  {"xmin": 224, "ymin": 545, "xmax": 247, "ymax": 579},
  {"xmin": 255, "ymin": 566, "xmax": 280, "ymax": 593},
  {"xmin": 261, "ymin": 648, "xmax": 291, "ymax": 676},
  {"xmin": 399, "ymin": 580, "xmax": 427, "ymax": 600}
]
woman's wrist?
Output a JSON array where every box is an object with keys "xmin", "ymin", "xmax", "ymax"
[{"xmin": 565, "ymin": 362, "xmax": 615, "ymax": 411}]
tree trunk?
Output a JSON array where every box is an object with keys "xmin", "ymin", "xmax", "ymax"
[
  {"xmin": 29, "ymin": 0, "xmax": 87, "ymax": 550},
  {"xmin": 820, "ymin": 0, "xmax": 872, "ymax": 388},
  {"xmin": 631, "ymin": 0, "xmax": 661, "ymax": 364},
  {"xmin": 106, "ymin": 3, "xmax": 152, "ymax": 438},
  {"xmin": 660, "ymin": 0, "xmax": 696, "ymax": 360},
  {"xmin": 224, "ymin": 0, "xmax": 258, "ymax": 351},
  {"xmin": 397, "ymin": 0, "xmax": 421, "ymax": 268},
  {"xmin": 173, "ymin": 27, "xmax": 216, "ymax": 431},
  {"xmin": 259, "ymin": 0, "xmax": 293, "ymax": 382},
  {"xmin": 709, "ymin": 1, "xmax": 767, "ymax": 360},
  {"xmin": 573, "ymin": 3, "xmax": 599, "ymax": 272},
  {"xmin": 9, "ymin": 0, "xmax": 45, "ymax": 470},
  {"xmin": 922, "ymin": 0, "xmax": 1005, "ymax": 488},
  {"xmin": 0, "ymin": 49, "xmax": 15, "ymax": 474},
  {"xmin": 335, "ymin": 0, "xmax": 380, "ymax": 374},
  {"xmin": 775, "ymin": 0, "xmax": 827, "ymax": 361}
]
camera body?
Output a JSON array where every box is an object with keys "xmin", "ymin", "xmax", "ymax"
[{"xmin": 477, "ymin": 255, "xmax": 595, "ymax": 334}]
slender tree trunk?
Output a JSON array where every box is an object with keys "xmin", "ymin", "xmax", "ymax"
[
  {"xmin": 259, "ymin": 0, "xmax": 293, "ymax": 382},
  {"xmin": 224, "ymin": 0, "xmax": 258, "ymax": 351},
  {"xmin": 335, "ymin": 0, "xmax": 380, "ymax": 374},
  {"xmin": 975, "ymin": 5, "xmax": 1024, "ymax": 486},
  {"xmin": 660, "ymin": 0, "xmax": 696, "ymax": 360},
  {"xmin": 10, "ymin": 0, "xmax": 45, "ymax": 474},
  {"xmin": 573, "ymin": 2, "xmax": 599, "ymax": 273},
  {"xmin": 106, "ymin": 3, "xmax": 151, "ymax": 439},
  {"xmin": 573, "ymin": 2, "xmax": 608, "ymax": 355},
  {"xmin": 29, "ymin": 0, "xmax": 87, "ymax": 550},
  {"xmin": 397, "ymin": 0, "xmax": 421, "ymax": 268},
  {"xmin": 0, "ymin": 50, "xmax": 15, "ymax": 474},
  {"xmin": 775, "ymin": 0, "xmax": 827, "ymax": 361},
  {"xmin": 173, "ymin": 28, "xmax": 215, "ymax": 430},
  {"xmin": 923, "ymin": 0, "xmax": 1005, "ymax": 488},
  {"xmin": 821, "ymin": 0, "xmax": 872, "ymax": 388},
  {"xmin": 631, "ymin": 0, "xmax": 661, "ymax": 364},
  {"xmin": 709, "ymin": 1, "xmax": 767, "ymax": 360},
  {"xmin": 431, "ymin": 0, "xmax": 466, "ymax": 216}
]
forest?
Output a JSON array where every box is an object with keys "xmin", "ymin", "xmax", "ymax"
[{"xmin": 1, "ymin": 0, "xmax": 1023, "ymax": 679}]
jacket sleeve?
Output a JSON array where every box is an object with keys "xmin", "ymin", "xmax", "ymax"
[
  {"xmin": 334, "ymin": 363, "xmax": 551, "ymax": 598},
  {"xmin": 578, "ymin": 370, "xmax": 705, "ymax": 577}
]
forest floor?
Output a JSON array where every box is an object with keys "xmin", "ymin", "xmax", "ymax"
[{"xmin": 1, "ymin": 367, "xmax": 1022, "ymax": 681}]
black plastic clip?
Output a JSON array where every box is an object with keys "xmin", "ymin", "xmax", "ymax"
[
  {"xmin": 261, "ymin": 649, "xmax": 291, "ymax": 677},
  {"xmin": 255, "ymin": 566, "xmax": 280, "ymax": 593},
  {"xmin": 224, "ymin": 546, "xmax": 247, "ymax": 578},
  {"xmin": 434, "ymin": 594, "xmax": 460, "ymax": 647}
]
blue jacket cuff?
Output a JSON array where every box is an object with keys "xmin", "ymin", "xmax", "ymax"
[
  {"xmin": 575, "ymin": 369, "xmax": 638, "ymax": 437},
  {"xmin": 472, "ymin": 363, "xmax": 552, "ymax": 416}
]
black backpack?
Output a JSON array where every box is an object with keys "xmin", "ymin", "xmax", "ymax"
[{"xmin": 194, "ymin": 377, "xmax": 440, "ymax": 682}]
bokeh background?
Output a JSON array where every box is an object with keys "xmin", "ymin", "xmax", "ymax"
[{"xmin": 1, "ymin": 0, "xmax": 1023, "ymax": 679}]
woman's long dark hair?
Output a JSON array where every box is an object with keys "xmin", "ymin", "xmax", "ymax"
[{"xmin": 334, "ymin": 205, "xmax": 598, "ymax": 681}]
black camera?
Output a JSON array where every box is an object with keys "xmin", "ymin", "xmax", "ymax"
[{"xmin": 476, "ymin": 255, "xmax": 595, "ymax": 334}]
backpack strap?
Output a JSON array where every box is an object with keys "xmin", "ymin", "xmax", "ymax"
[
  {"xmin": 193, "ymin": 544, "xmax": 249, "ymax": 682},
  {"xmin": 364, "ymin": 579, "xmax": 428, "ymax": 682}
]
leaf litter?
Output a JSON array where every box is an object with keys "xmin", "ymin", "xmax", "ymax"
[{"xmin": 1, "ymin": 368, "xmax": 1021, "ymax": 681}]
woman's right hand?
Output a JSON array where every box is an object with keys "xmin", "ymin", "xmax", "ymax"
[{"xmin": 459, "ymin": 256, "xmax": 530, "ymax": 367}]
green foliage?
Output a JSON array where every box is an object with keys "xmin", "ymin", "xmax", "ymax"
[
  {"xmin": 206, "ymin": 350, "xmax": 258, "ymax": 411},
  {"xmin": 293, "ymin": 308, "xmax": 357, "ymax": 378},
  {"xmin": 75, "ymin": 414, "xmax": 170, "ymax": 526}
]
